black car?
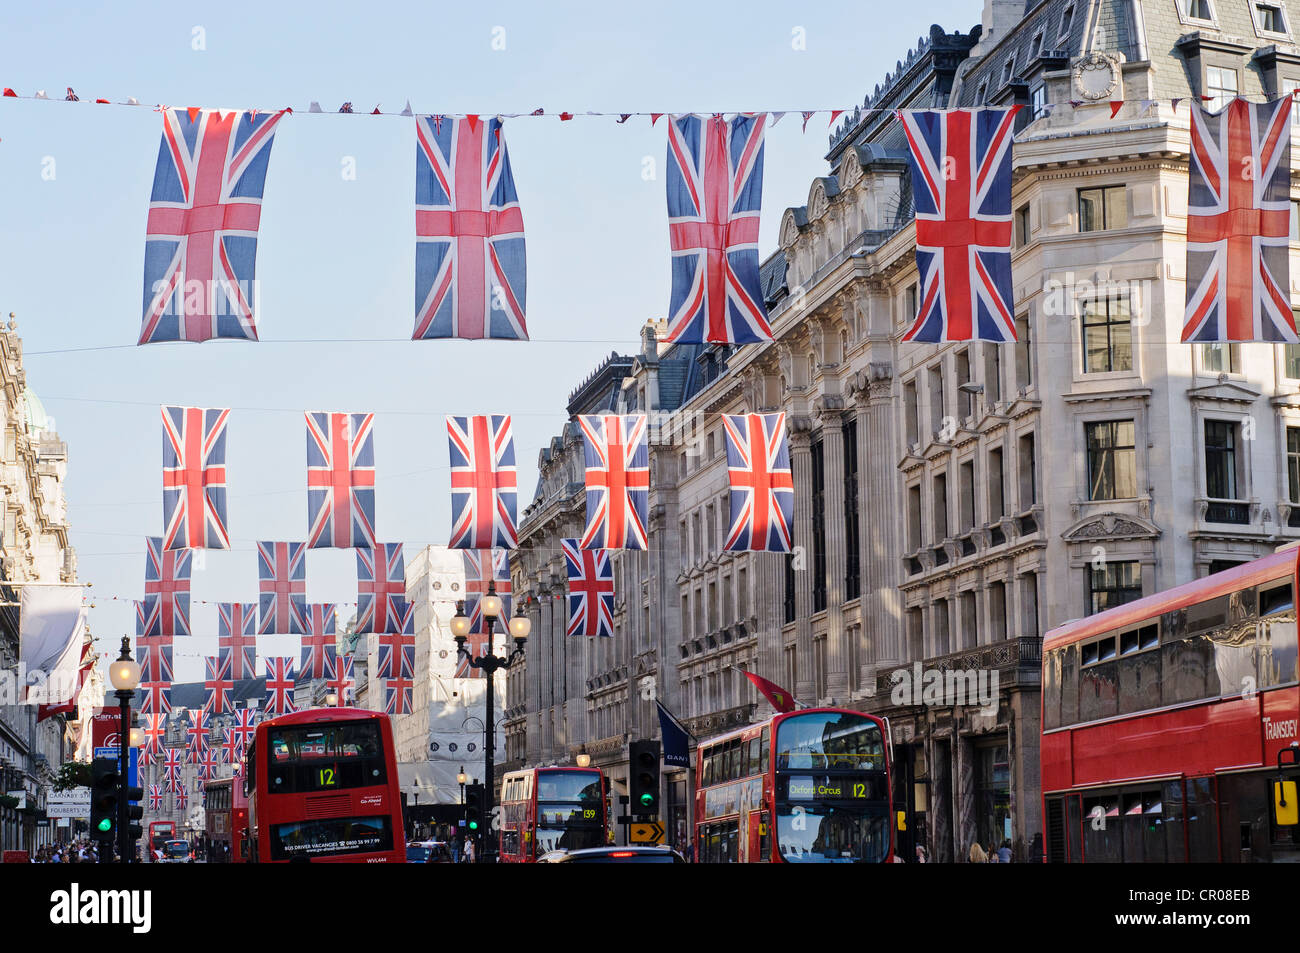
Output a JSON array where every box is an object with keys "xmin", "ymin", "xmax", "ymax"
[{"xmin": 536, "ymin": 846, "xmax": 685, "ymax": 863}]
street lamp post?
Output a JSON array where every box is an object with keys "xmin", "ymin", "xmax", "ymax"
[
  {"xmin": 108, "ymin": 637, "xmax": 141, "ymax": 864},
  {"xmin": 457, "ymin": 765, "xmax": 467, "ymax": 849},
  {"xmin": 451, "ymin": 583, "xmax": 530, "ymax": 863}
]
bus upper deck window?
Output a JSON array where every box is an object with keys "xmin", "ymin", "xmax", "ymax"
[{"xmin": 1260, "ymin": 583, "xmax": 1294, "ymax": 616}]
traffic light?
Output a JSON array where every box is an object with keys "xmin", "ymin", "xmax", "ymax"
[
  {"xmin": 125, "ymin": 783, "xmax": 144, "ymax": 851},
  {"xmin": 464, "ymin": 783, "xmax": 484, "ymax": 832},
  {"xmin": 89, "ymin": 757, "xmax": 119, "ymax": 840},
  {"xmin": 629, "ymin": 740, "xmax": 660, "ymax": 816}
]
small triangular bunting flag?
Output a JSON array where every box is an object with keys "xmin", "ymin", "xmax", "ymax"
[
  {"xmin": 308, "ymin": 101, "xmax": 322, "ymax": 113},
  {"xmin": 400, "ymin": 100, "xmax": 413, "ymax": 117},
  {"xmin": 1108, "ymin": 100, "xmax": 1123, "ymax": 118}
]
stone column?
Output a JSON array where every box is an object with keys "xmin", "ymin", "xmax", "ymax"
[
  {"xmin": 529, "ymin": 580, "xmax": 551, "ymax": 765},
  {"xmin": 817, "ymin": 399, "xmax": 849, "ymax": 703},
  {"xmin": 788, "ymin": 420, "xmax": 816, "ymax": 703},
  {"xmin": 861, "ymin": 362, "xmax": 903, "ymax": 672}
]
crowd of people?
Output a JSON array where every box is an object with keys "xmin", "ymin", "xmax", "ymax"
[{"xmin": 29, "ymin": 840, "xmax": 103, "ymax": 863}]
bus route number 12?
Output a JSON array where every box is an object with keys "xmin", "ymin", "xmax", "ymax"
[{"xmin": 318, "ymin": 768, "xmax": 337, "ymax": 788}]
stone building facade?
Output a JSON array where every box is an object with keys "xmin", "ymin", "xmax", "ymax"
[
  {"xmin": 510, "ymin": 0, "xmax": 1300, "ymax": 861},
  {"xmin": 0, "ymin": 315, "xmax": 80, "ymax": 853}
]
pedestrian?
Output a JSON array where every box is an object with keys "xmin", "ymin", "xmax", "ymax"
[
  {"xmin": 968, "ymin": 841, "xmax": 987, "ymax": 863},
  {"xmin": 1029, "ymin": 832, "xmax": 1044, "ymax": 863},
  {"xmin": 450, "ymin": 836, "xmax": 460, "ymax": 864},
  {"xmin": 998, "ymin": 838, "xmax": 1012, "ymax": 863},
  {"xmin": 465, "ymin": 838, "xmax": 476, "ymax": 864},
  {"xmin": 914, "ymin": 845, "xmax": 928, "ymax": 863}
]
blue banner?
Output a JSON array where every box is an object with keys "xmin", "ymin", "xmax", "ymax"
[{"xmin": 656, "ymin": 700, "xmax": 691, "ymax": 769}]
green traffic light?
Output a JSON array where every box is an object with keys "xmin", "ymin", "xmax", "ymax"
[
  {"xmin": 639, "ymin": 793, "xmax": 655, "ymax": 806},
  {"xmin": 96, "ymin": 818, "xmax": 113, "ymax": 833},
  {"xmin": 468, "ymin": 821, "xmax": 478, "ymax": 830}
]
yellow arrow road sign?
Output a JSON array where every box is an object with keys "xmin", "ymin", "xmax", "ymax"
[{"xmin": 630, "ymin": 820, "xmax": 665, "ymax": 845}]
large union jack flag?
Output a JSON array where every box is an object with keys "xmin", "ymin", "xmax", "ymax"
[
  {"xmin": 197, "ymin": 744, "xmax": 220, "ymax": 782},
  {"xmin": 204, "ymin": 654, "xmax": 234, "ymax": 715},
  {"xmin": 217, "ymin": 603, "xmax": 258, "ymax": 680},
  {"xmin": 148, "ymin": 784, "xmax": 163, "ymax": 811},
  {"xmin": 229, "ymin": 708, "xmax": 259, "ymax": 750},
  {"xmin": 162, "ymin": 405, "xmax": 231, "ymax": 550},
  {"xmin": 376, "ymin": 629, "xmax": 415, "ymax": 682},
  {"xmin": 300, "ymin": 603, "xmax": 338, "ymax": 680},
  {"xmin": 578, "ymin": 415, "xmax": 649, "ymax": 550},
  {"xmin": 306, "ymin": 412, "xmax": 377, "ymax": 549},
  {"xmin": 143, "ymin": 537, "xmax": 192, "ymax": 636},
  {"xmin": 163, "ymin": 748, "xmax": 184, "ymax": 792},
  {"xmin": 140, "ymin": 108, "xmax": 286, "ymax": 344},
  {"xmin": 458, "ymin": 548, "xmax": 512, "ymax": 678},
  {"xmin": 1183, "ymin": 96, "xmax": 1298, "ymax": 342},
  {"xmin": 562, "ymin": 538, "xmax": 614, "ymax": 638},
  {"xmin": 899, "ymin": 107, "xmax": 1019, "ymax": 342},
  {"xmin": 447, "ymin": 415, "xmax": 518, "ymax": 549},
  {"xmin": 186, "ymin": 707, "xmax": 209, "ymax": 761},
  {"xmin": 328, "ymin": 653, "xmax": 355, "ymax": 705},
  {"xmin": 141, "ymin": 713, "xmax": 166, "ymax": 767},
  {"xmin": 135, "ymin": 631, "xmax": 173, "ymax": 715},
  {"xmin": 221, "ymin": 727, "xmax": 243, "ymax": 766},
  {"xmin": 174, "ymin": 784, "xmax": 188, "ymax": 811},
  {"xmin": 721, "ymin": 413, "xmax": 794, "ymax": 552},
  {"xmin": 414, "ymin": 115, "xmax": 528, "ymax": 340},
  {"xmin": 383, "ymin": 673, "xmax": 414, "ymax": 716},
  {"xmin": 257, "ymin": 541, "xmax": 308, "ymax": 635},
  {"xmin": 356, "ymin": 544, "xmax": 409, "ymax": 634},
  {"xmin": 264, "ymin": 657, "xmax": 297, "ymax": 715},
  {"xmin": 665, "ymin": 113, "xmax": 772, "ymax": 344}
]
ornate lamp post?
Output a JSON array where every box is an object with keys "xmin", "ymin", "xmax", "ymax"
[
  {"xmin": 107, "ymin": 637, "xmax": 141, "ymax": 864},
  {"xmin": 450, "ymin": 583, "xmax": 529, "ymax": 863}
]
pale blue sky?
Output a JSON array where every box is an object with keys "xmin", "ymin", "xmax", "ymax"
[{"xmin": 0, "ymin": 0, "xmax": 976, "ymax": 680}]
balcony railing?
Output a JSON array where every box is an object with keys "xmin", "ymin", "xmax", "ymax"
[
  {"xmin": 872, "ymin": 635, "xmax": 1042, "ymax": 699},
  {"xmin": 1204, "ymin": 500, "xmax": 1249, "ymax": 525},
  {"xmin": 684, "ymin": 702, "xmax": 757, "ymax": 739}
]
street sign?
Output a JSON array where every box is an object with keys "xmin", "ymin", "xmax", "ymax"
[
  {"xmin": 46, "ymin": 790, "xmax": 91, "ymax": 818},
  {"xmin": 629, "ymin": 820, "xmax": 665, "ymax": 845}
]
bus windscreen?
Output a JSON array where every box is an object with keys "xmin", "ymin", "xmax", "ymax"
[{"xmin": 534, "ymin": 770, "xmax": 605, "ymax": 854}]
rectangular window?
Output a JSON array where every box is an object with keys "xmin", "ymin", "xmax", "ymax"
[
  {"xmin": 1089, "ymin": 561, "xmax": 1142, "ymax": 615},
  {"xmin": 1086, "ymin": 420, "xmax": 1137, "ymax": 500},
  {"xmin": 1204, "ymin": 420, "xmax": 1239, "ymax": 500},
  {"xmin": 1059, "ymin": 3, "xmax": 1074, "ymax": 37},
  {"xmin": 1019, "ymin": 432, "xmax": 1037, "ymax": 508},
  {"xmin": 1022, "ymin": 572, "xmax": 1040, "ymax": 638},
  {"xmin": 1206, "ymin": 66, "xmax": 1238, "ymax": 112},
  {"xmin": 934, "ymin": 473, "xmax": 949, "ymax": 541},
  {"xmin": 908, "ymin": 484, "xmax": 923, "ymax": 552},
  {"xmin": 1030, "ymin": 84, "xmax": 1047, "ymax": 121},
  {"xmin": 843, "ymin": 418, "xmax": 861, "ymax": 600},
  {"xmin": 1081, "ymin": 296, "xmax": 1133, "ymax": 373},
  {"xmin": 1201, "ymin": 343, "xmax": 1240, "ymax": 375},
  {"xmin": 904, "ymin": 379, "xmax": 919, "ymax": 446},
  {"xmin": 933, "ymin": 599, "xmax": 951, "ymax": 656},
  {"xmin": 737, "ymin": 566, "xmax": 747, "ymax": 620},
  {"xmin": 1186, "ymin": 0, "xmax": 1214, "ymax": 20},
  {"xmin": 906, "ymin": 283, "xmax": 918, "ymax": 323},
  {"xmin": 1078, "ymin": 186, "xmax": 1127, "ymax": 232},
  {"xmin": 960, "ymin": 460, "xmax": 976, "ymax": 533},
  {"xmin": 1002, "ymin": 55, "xmax": 1016, "ymax": 85},
  {"xmin": 1289, "ymin": 427, "xmax": 1300, "ymax": 504},
  {"xmin": 984, "ymin": 341, "xmax": 1002, "ymax": 403},
  {"xmin": 1257, "ymin": 2, "xmax": 1287, "ymax": 34},
  {"xmin": 1015, "ymin": 314, "xmax": 1033, "ymax": 389},
  {"xmin": 961, "ymin": 592, "xmax": 978, "ymax": 651},
  {"xmin": 1285, "ymin": 342, "xmax": 1300, "ymax": 379},
  {"xmin": 989, "ymin": 581, "xmax": 1008, "ymax": 643},
  {"xmin": 811, "ymin": 437, "xmax": 827, "ymax": 613},
  {"xmin": 989, "ymin": 447, "xmax": 1005, "ymax": 522},
  {"xmin": 1031, "ymin": 32, "xmax": 1044, "ymax": 59},
  {"xmin": 1016, "ymin": 203, "xmax": 1031, "ymax": 246},
  {"xmin": 929, "ymin": 365, "xmax": 945, "ymax": 436},
  {"xmin": 783, "ymin": 554, "xmax": 796, "ymax": 624},
  {"xmin": 907, "ymin": 608, "xmax": 924, "ymax": 660},
  {"xmin": 957, "ymin": 350, "xmax": 972, "ymax": 419}
]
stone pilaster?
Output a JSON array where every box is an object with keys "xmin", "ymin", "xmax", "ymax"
[
  {"xmin": 816, "ymin": 397, "xmax": 849, "ymax": 702},
  {"xmin": 788, "ymin": 419, "xmax": 816, "ymax": 703},
  {"xmin": 861, "ymin": 362, "xmax": 903, "ymax": 671},
  {"xmin": 528, "ymin": 583, "xmax": 550, "ymax": 765}
]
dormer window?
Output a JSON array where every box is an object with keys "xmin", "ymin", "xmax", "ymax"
[
  {"xmin": 1059, "ymin": 4, "xmax": 1075, "ymax": 40},
  {"xmin": 1002, "ymin": 54, "xmax": 1017, "ymax": 85},
  {"xmin": 1253, "ymin": 1, "xmax": 1290, "ymax": 36},
  {"xmin": 976, "ymin": 81, "xmax": 988, "ymax": 104},
  {"xmin": 1180, "ymin": 0, "xmax": 1216, "ymax": 23},
  {"xmin": 1031, "ymin": 32, "xmax": 1044, "ymax": 58}
]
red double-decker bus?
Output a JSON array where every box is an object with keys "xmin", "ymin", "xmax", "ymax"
[
  {"xmin": 694, "ymin": 708, "xmax": 893, "ymax": 863},
  {"xmin": 204, "ymin": 776, "xmax": 248, "ymax": 863},
  {"xmin": 498, "ymin": 766, "xmax": 609, "ymax": 861},
  {"xmin": 1042, "ymin": 549, "xmax": 1300, "ymax": 862},
  {"xmin": 245, "ymin": 708, "xmax": 406, "ymax": 863},
  {"xmin": 147, "ymin": 820, "xmax": 175, "ymax": 861}
]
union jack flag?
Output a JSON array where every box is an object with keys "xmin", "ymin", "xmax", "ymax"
[
  {"xmin": 1183, "ymin": 96, "xmax": 1298, "ymax": 342},
  {"xmin": 229, "ymin": 707, "xmax": 258, "ymax": 750},
  {"xmin": 196, "ymin": 743, "xmax": 220, "ymax": 781},
  {"xmin": 163, "ymin": 748, "xmax": 184, "ymax": 792},
  {"xmin": 383, "ymin": 675, "xmax": 413, "ymax": 715},
  {"xmin": 306, "ymin": 412, "xmax": 377, "ymax": 549},
  {"xmin": 257, "ymin": 541, "xmax": 308, "ymax": 635},
  {"xmin": 447, "ymin": 415, "xmax": 518, "ymax": 549},
  {"xmin": 204, "ymin": 654, "xmax": 233, "ymax": 715},
  {"xmin": 161, "ymin": 405, "xmax": 231, "ymax": 550},
  {"xmin": 300, "ymin": 603, "xmax": 338, "ymax": 680},
  {"xmin": 356, "ymin": 544, "xmax": 409, "ymax": 634},
  {"xmin": 899, "ymin": 107, "xmax": 1019, "ymax": 342},
  {"xmin": 135, "ymin": 632, "xmax": 173, "ymax": 715},
  {"xmin": 143, "ymin": 537, "xmax": 191, "ymax": 636},
  {"xmin": 721, "ymin": 413, "xmax": 794, "ymax": 552},
  {"xmin": 664, "ymin": 114, "xmax": 772, "ymax": 344},
  {"xmin": 222, "ymin": 727, "xmax": 243, "ymax": 766},
  {"xmin": 458, "ymin": 549, "xmax": 510, "ymax": 679},
  {"xmin": 140, "ymin": 108, "xmax": 286, "ymax": 344},
  {"xmin": 377, "ymin": 629, "xmax": 415, "ymax": 682},
  {"xmin": 578, "ymin": 414, "xmax": 649, "ymax": 550},
  {"xmin": 217, "ymin": 603, "xmax": 258, "ymax": 680},
  {"xmin": 327, "ymin": 653, "xmax": 355, "ymax": 704},
  {"xmin": 186, "ymin": 707, "xmax": 209, "ymax": 761},
  {"xmin": 141, "ymin": 713, "xmax": 166, "ymax": 766},
  {"xmin": 562, "ymin": 538, "xmax": 614, "ymax": 638},
  {"xmin": 148, "ymin": 784, "xmax": 163, "ymax": 810},
  {"xmin": 264, "ymin": 657, "xmax": 297, "ymax": 715},
  {"xmin": 414, "ymin": 116, "xmax": 528, "ymax": 340},
  {"xmin": 174, "ymin": 784, "xmax": 188, "ymax": 811}
]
